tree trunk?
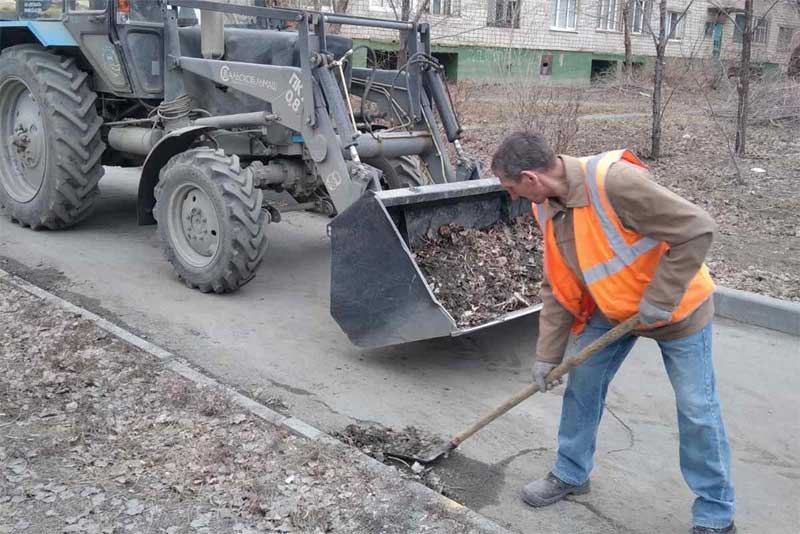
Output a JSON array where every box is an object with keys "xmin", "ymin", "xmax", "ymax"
[
  {"xmin": 651, "ymin": 0, "xmax": 667, "ymax": 159},
  {"xmin": 735, "ymin": 0, "xmax": 753, "ymax": 156},
  {"xmin": 623, "ymin": 1, "xmax": 633, "ymax": 76},
  {"xmin": 328, "ymin": 0, "xmax": 350, "ymax": 34},
  {"xmin": 397, "ymin": 0, "xmax": 412, "ymax": 66}
]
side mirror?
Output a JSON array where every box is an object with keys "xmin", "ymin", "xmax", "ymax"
[{"xmin": 200, "ymin": 10, "xmax": 225, "ymax": 60}]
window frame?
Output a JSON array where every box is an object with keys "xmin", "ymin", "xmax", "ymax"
[
  {"xmin": 596, "ymin": 0, "xmax": 622, "ymax": 32},
  {"xmin": 777, "ymin": 26, "xmax": 795, "ymax": 50},
  {"xmin": 631, "ymin": 0, "xmax": 652, "ymax": 34},
  {"xmin": 752, "ymin": 16, "xmax": 769, "ymax": 45},
  {"xmin": 488, "ymin": 0, "xmax": 522, "ymax": 29},
  {"xmin": 734, "ymin": 14, "xmax": 769, "ymax": 45},
  {"xmin": 428, "ymin": 0, "xmax": 460, "ymax": 16},
  {"xmin": 550, "ymin": 0, "xmax": 578, "ymax": 32},
  {"xmin": 665, "ymin": 10, "xmax": 685, "ymax": 41}
]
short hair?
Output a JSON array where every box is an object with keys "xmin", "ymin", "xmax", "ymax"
[{"xmin": 491, "ymin": 130, "xmax": 556, "ymax": 180}]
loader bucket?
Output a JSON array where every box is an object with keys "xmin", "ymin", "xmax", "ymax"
[{"xmin": 329, "ymin": 179, "xmax": 543, "ymax": 348}]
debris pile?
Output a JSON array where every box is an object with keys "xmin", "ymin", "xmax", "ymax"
[
  {"xmin": 336, "ymin": 424, "xmax": 447, "ymax": 494},
  {"xmin": 414, "ymin": 216, "xmax": 544, "ymax": 327}
]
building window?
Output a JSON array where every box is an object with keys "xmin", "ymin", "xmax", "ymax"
[
  {"xmin": 550, "ymin": 0, "xmax": 577, "ymax": 30},
  {"xmin": 778, "ymin": 26, "xmax": 795, "ymax": 50},
  {"xmin": 488, "ymin": 0, "xmax": 521, "ymax": 28},
  {"xmin": 632, "ymin": 0, "xmax": 652, "ymax": 34},
  {"xmin": 665, "ymin": 10, "xmax": 684, "ymax": 40},
  {"xmin": 753, "ymin": 17, "xmax": 769, "ymax": 44},
  {"xmin": 426, "ymin": 0, "xmax": 460, "ymax": 16},
  {"xmin": 734, "ymin": 15, "xmax": 769, "ymax": 45},
  {"xmin": 597, "ymin": 0, "xmax": 621, "ymax": 32}
]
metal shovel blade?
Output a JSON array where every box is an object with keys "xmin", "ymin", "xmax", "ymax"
[{"xmin": 387, "ymin": 440, "xmax": 458, "ymax": 465}]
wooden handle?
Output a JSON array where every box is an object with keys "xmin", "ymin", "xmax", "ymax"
[{"xmin": 450, "ymin": 314, "xmax": 640, "ymax": 447}]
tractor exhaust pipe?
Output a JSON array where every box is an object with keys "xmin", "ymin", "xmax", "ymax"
[{"xmin": 107, "ymin": 127, "xmax": 164, "ymax": 155}]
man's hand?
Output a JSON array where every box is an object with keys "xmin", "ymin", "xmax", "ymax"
[
  {"xmin": 638, "ymin": 299, "xmax": 673, "ymax": 328},
  {"xmin": 532, "ymin": 360, "xmax": 563, "ymax": 391}
]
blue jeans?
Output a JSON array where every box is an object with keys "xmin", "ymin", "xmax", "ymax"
[{"xmin": 551, "ymin": 317, "xmax": 735, "ymax": 529}]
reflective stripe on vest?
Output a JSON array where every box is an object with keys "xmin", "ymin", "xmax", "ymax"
[{"xmin": 581, "ymin": 152, "xmax": 661, "ymax": 285}]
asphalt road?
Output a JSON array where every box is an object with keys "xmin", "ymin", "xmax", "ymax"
[{"xmin": 1, "ymin": 167, "xmax": 798, "ymax": 533}]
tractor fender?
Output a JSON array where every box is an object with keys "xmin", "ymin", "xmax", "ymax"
[
  {"xmin": 137, "ymin": 125, "xmax": 216, "ymax": 225},
  {"xmin": 0, "ymin": 21, "xmax": 78, "ymax": 50}
]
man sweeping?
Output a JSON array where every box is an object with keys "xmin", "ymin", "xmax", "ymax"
[{"xmin": 491, "ymin": 130, "xmax": 735, "ymax": 534}]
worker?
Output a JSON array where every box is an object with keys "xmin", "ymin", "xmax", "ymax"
[{"xmin": 491, "ymin": 130, "xmax": 735, "ymax": 534}]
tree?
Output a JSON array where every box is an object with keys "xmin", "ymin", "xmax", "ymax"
[
  {"xmin": 622, "ymin": 0, "xmax": 634, "ymax": 75},
  {"xmin": 734, "ymin": 0, "xmax": 753, "ymax": 155},
  {"xmin": 391, "ymin": 0, "xmax": 431, "ymax": 65},
  {"xmin": 706, "ymin": 0, "xmax": 784, "ymax": 155},
  {"xmin": 638, "ymin": 0, "xmax": 694, "ymax": 159}
]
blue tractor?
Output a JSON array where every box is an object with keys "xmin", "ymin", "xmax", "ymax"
[{"xmin": 0, "ymin": 1, "xmax": 535, "ymax": 347}]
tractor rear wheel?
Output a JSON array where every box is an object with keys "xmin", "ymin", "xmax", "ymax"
[
  {"xmin": 368, "ymin": 155, "xmax": 431, "ymax": 189},
  {"xmin": 154, "ymin": 148, "xmax": 268, "ymax": 293},
  {"xmin": 0, "ymin": 45, "xmax": 104, "ymax": 229}
]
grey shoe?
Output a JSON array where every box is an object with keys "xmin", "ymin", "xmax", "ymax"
[
  {"xmin": 691, "ymin": 523, "xmax": 736, "ymax": 534},
  {"xmin": 521, "ymin": 472, "xmax": 591, "ymax": 507}
]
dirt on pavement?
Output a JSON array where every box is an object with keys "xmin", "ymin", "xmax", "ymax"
[{"xmin": 0, "ymin": 279, "xmax": 501, "ymax": 534}]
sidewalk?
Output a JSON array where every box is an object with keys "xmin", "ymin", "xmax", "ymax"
[{"xmin": 0, "ymin": 278, "xmax": 509, "ymax": 534}]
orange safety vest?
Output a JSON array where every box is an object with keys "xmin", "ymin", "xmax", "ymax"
[{"xmin": 532, "ymin": 150, "xmax": 715, "ymax": 334}]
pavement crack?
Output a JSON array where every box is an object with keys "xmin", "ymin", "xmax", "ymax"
[
  {"xmin": 565, "ymin": 499, "xmax": 637, "ymax": 534},
  {"xmin": 264, "ymin": 377, "xmax": 313, "ymax": 397},
  {"xmin": 604, "ymin": 404, "xmax": 635, "ymax": 455}
]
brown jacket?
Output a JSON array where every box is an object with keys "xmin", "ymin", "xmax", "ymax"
[{"xmin": 536, "ymin": 155, "xmax": 717, "ymax": 364}]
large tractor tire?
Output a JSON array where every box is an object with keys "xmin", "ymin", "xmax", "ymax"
[
  {"xmin": 154, "ymin": 148, "xmax": 268, "ymax": 293},
  {"xmin": 0, "ymin": 45, "xmax": 104, "ymax": 229},
  {"xmin": 368, "ymin": 155, "xmax": 431, "ymax": 189}
]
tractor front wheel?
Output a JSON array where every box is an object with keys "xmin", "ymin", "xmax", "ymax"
[{"xmin": 154, "ymin": 148, "xmax": 268, "ymax": 293}]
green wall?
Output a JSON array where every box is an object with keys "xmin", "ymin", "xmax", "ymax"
[{"xmin": 351, "ymin": 39, "xmax": 643, "ymax": 85}]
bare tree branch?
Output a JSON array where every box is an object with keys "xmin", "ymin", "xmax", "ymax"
[{"xmin": 413, "ymin": 0, "xmax": 431, "ymax": 23}]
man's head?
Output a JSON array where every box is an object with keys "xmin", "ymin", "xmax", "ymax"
[{"xmin": 491, "ymin": 130, "xmax": 564, "ymax": 204}]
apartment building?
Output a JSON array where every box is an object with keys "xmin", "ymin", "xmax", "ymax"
[{"xmin": 334, "ymin": 0, "xmax": 800, "ymax": 83}]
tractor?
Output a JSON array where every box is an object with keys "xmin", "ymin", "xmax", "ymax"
[{"xmin": 0, "ymin": 0, "xmax": 537, "ymax": 347}]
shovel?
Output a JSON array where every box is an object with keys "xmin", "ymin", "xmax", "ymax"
[{"xmin": 389, "ymin": 314, "xmax": 641, "ymax": 465}]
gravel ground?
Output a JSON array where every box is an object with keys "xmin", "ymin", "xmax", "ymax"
[{"xmin": 0, "ymin": 279, "xmax": 503, "ymax": 534}]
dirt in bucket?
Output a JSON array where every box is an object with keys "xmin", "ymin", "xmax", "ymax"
[{"xmin": 413, "ymin": 216, "xmax": 545, "ymax": 327}]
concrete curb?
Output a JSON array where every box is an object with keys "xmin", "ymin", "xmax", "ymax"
[
  {"xmin": 0, "ymin": 269, "xmax": 512, "ymax": 534},
  {"xmin": 714, "ymin": 286, "xmax": 800, "ymax": 336}
]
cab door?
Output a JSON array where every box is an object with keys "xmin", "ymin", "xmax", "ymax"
[
  {"xmin": 62, "ymin": 0, "xmax": 133, "ymax": 94},
  {"xmin": 113, "ymin": 0, "xmax": 165, "ymax": 98}
]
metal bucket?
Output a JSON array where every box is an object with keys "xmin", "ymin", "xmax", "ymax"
[{"xmin": 329, "ymin": 178, "xmax": 542, "ymax": 348}]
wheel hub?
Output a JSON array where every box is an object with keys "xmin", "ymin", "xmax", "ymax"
[
  {"xmin": 0, "ymin": 79, "xmax": 46, "ymax": 203},
  {"xmin": 172, "ymin": 185, "xmax": 220, "ymax": 264},
  {"xmin": 12, "ymin": 122, "xmax": 42, "ymax": 169}
]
